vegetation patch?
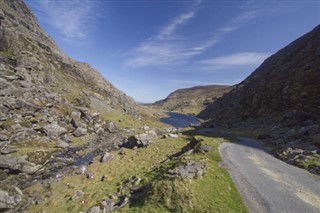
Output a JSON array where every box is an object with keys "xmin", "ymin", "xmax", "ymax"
[{"xmin": 27, "ymin": 131, "xmax": 248, "ymax": 213}]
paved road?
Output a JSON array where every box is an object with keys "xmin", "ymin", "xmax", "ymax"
[{"xmin": 219, "ymin": 137, "xmax": 320, "ymax": 213}]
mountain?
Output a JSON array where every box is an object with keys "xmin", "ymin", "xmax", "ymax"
[
  {"xmin": 149, "ymin": 85, "xmax": 233, "ymax": 114},
  {"xmin": 199, "ymin": 25, "xmax": 320, "ymax": 125},
  {"xmin": 0, "ymin": 1, "xmax": 167, "ymax": 211},
  {"xmin": 0, "ymin": 0, "xmax": 139, "ymax": 116},
  {"xmin": 199, "ymin": 25, "xmax": 320, "ymax": 175}
]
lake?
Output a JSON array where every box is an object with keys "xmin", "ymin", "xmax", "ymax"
[{"xmin": 160, "ymin": 112, "xmax": 201, "ymax": 128}]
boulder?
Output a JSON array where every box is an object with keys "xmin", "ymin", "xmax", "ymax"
[
  {"xmin": 195, "ymin": 144, "xmax": 213, "ymax": 153},
  {"xmin": 113, "ymin": 195, "xmax": 129, "ymax": 209},
  {"xmin": 143, "ymin": 125, "xmax": 150, "ymax": 131},
  {"xmin": 118, "ymin": 148, "xmax": 126, "ymax": 155},
  {"xmin": 70, "ymin": 111, "xmax": 81, "ymax": 120},
  {"xmin": 168, "ymin": 133, "xmax": 178, "ymax": 138},
  {"xmin": 124, "ymin": 134, "xmax": 154, "ymax": 148},
  {"xmin": 43, "ymin": 122, "xmax": 67, "ymax": 137},
  {"xmin": 105, "ymin": 121, "xmax": 119, "ymax": 133},
  {"xmin": 0, "ymin": 189, "xmax": 22, "ymax": 211},
  {"xmin": 87, "ymin": 206, "xmax": 102, "ymax": 213},
  {"xmin": 100, "ymin": 152, "xmax": 115, "ymax": 163},
  {"xmin": 0, "ymin": 134, "xmax": 9, "ymax": 141},
  {"xmin": 100, "ymin": 198, "xmax": 115, "ymax": 212},
  {"xmin": 55, "ymin": 141, "xmax": 70, "ymax": 149},
  {"xmin": 1, "ymin": 145, "xmax": 17, "ymax": 154},
  {"xmin": 167, "ymin": 161, "xmax": 208, "ymax": 179},
  {"xmin": 181, "ymin": 137, "xmax": 203, "ymax": 153},
  {"xmin": 71, "ymin": 119, "xmax": 86, "ymax": 129},
  {"xmin": 73, "ymin": 127, "xmax": 87, "ymax": 137},
  {"xmin": 0, "ymin": 155, "xmax": 37, "ymax": 174},
  {"xmin": 10, "ymin": 131, "xmax": 26, "ymax": 143},
  {"xmin": 189, "ymin": 137, "xmax": 203, "ymax": 149},
  {"xmin": 76, "ymin": 165, "xmax": 87, "ymax": 175}
]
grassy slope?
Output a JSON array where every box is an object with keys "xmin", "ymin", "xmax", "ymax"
[
  {"xmin": 149, "ymin": 85, "xmax": 233, "ymax": 115},
  {"xmin": 26, "ymin": 129, "xmax": 248, "ymax": 213}
]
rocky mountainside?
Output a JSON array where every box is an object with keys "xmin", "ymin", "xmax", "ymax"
[
  {"xmin": 199, "ymin": 25, "xmax": 320, "ymax": 124},
  {"xmin": 149, "ymin": 85, "xmax": 233, "ymax": 114},
  {"xmin": 199, "ymin": 25, "xmax": 320, "ymax": 174},
  {"xmin": 0, "ymin": 0, "xmax": 139, "ymax": 115},
  {"xmin": 0, "ymin": 0, "xmax": 168, "ymax": 211}
]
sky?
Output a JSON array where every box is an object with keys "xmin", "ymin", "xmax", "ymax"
[{"xmin": 25, "ymin": 0, "xmax": 320, "ymax": 103}]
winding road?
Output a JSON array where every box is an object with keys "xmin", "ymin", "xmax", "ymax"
[{"xmin": 219, "ymin": 137, "xmax": 320, "ymax": 213}]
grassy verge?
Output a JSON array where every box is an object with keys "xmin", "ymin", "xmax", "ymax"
[{"xmin": 26, "ymin": 130, "xmax": 248, "ymax": 213}]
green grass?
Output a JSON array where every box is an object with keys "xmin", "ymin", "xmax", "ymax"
[
  {"xmin": 101, "ymin": 110, "xmax": 169, "ymax": 130},
  {"xmin": 296, "ymin": 154, "xmax": 320, "ymax": 169},
  {"xmin": 26, "ymin": 131, "xmax": 248, "ymax": 213}
]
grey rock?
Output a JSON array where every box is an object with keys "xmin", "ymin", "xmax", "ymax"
[
  {"xmin": 0, "ymin": 170, "xmax": 8, "ymax": 181},
  {"xmin": 1, "ymin": 145, "xmax": 17, "ymax": 154},
  {"xmin": 76, "ymin": 165, "xmax": 87, "ymax": 175},
  {"xmin": 143, "ymin": 125, "xmax": 149, "ymax": 131},
  {"xmin": 0, "ymin": 189, "xmax": 20, "ymax": 211},
  {"xmin": 100, "ymin": 198, "xmax": 115, "ymax": 212},
  {"xmin": 0, "ymin": 134, "xmax": 9, "ymax": 141},
  {"xmin": 73, "ymin": 127, "xmax": 87, "ymax": 137},
  {"xmin": 96, "ymin": 127, "xmax": 104, "ymax": 135},
  {"xmin": 123, "ymin": 133, "xmax": 155, "ymax": 148},
  {"xmin": 71, "ymin": 119, "xmax": 86, "ymax": 129},
  {"xmin": 87, "ymin": 206, "xmax": 102, "ymax": 213},
  {"xmin": 119, "ymin": 148, "xmax": 126, "ymax": 155},
  {"xmin": 43, "ymin": 122, "xmax": 67, "ymax": 137},
  {"xmin": 0, "ymin": 114, "xmax": 10, "ymax": 121},
  {"xmin": 114, "ymin": 195, "xmax": 129, "ymax": 209},
  {"xmin": 11, "ymin": 124, "xmax": 22, "ymax": 130},
  {"xmin": 100, "ymin": 152, "xmax": 115, "ymax": 163},
  {"xmin": 146, "ymin": 130, "xmax": 157, "ymax": 138},
  {"xmin": 10, "ymin": 131, "xmax": 26, "ymax": 142},
  {"xmin": 0, "ymin": 155, "xmax": 37, "ymax": 174},
  {"xmin": 47, "ymin": 117, "xmax": 54, "ymax": 123},
  {"xmin": 105, "ymin": 121, "xmax": 119, "ymax": 133},
  {"xmin": 86, "ymin": 171, "xmax": 94, "ymax": 179},
  {"xmin": 168, "ymin": 133, "xmax": 178, "ymax": 138},
  {"xmin": 55, "ymin": 141, "xmax": 70, "ymax": 149},
  {"xmin": 70, "ymin": 111, "xmax": 81, "ymax": 120},
  {"xmin": 168, "ymin": 161, "xmax": 208, "ymax": 179},
  {"xmin": 181, "ymin": 137, "xmax": 203, "ymax": 153},
  {"xmin": 195, "ymin": 144, "xmax": 213, "ymax": 153}
]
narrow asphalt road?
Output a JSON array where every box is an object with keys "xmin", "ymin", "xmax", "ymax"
[{"xmin": 219, "ymin": 137, "xmax": 320, "ymax": 213}]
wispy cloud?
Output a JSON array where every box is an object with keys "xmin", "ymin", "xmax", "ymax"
[
  {"xmin": 199, "ymin": 52, "xmax": 270, "ymax": 66},
  {"xmin": 34, "ymin": 0, "xmax": 98, "ymax": 41},
  {"xmin": 126, "ymin": 1, "xmax": 206, "ymax": 67},
  {"xmin": 157, "ymin": 11, "xmax": 196, "ymax": 40},
  {"xmin": 126, "ymin": 0, "xmax": 270, "ymax": 68}
]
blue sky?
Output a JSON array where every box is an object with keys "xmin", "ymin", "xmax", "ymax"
[{"xmin": 25, "ymin": 0, "xmax": 319, "ymax": 103}]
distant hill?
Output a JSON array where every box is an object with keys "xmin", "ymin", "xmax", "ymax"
[
  {"xmin": 199, "ymin": 25, "xmax": 320, "ymax": 125},
  {"xmin": 149, "ymin": 85, "xmax": 233, "ymax": 114}
]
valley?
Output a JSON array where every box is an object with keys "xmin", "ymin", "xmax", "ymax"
[{"xmin": 0, "ymin": 0, "xmax": 319, "ymax": 213}]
